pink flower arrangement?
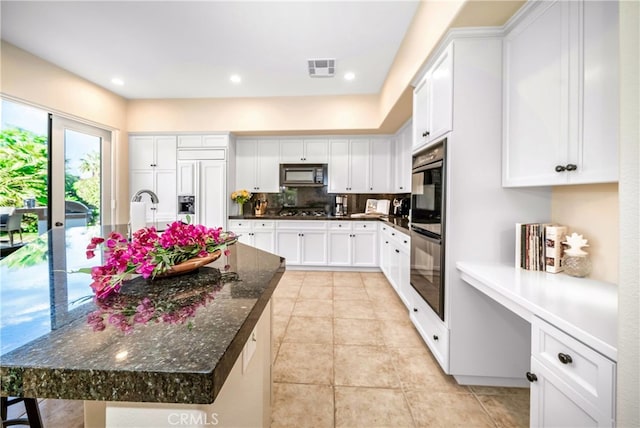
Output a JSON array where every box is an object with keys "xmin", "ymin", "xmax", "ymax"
[{"xmin": 82, "ymin": 221, "xmax": 237, "ymax": 299}]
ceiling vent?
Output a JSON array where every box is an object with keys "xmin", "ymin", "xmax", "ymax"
[{"xmin": 308, "ymin": 59, "xmax": 335, "ymax": 78}]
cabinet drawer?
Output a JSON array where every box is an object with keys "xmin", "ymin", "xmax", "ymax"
[
  {"xmin": 408, "ymin": 285, "xmax": 449, "ymax": 372},
  {"xmin": 353, "ymin": 221, "xmax": 375, "ymax": 231},
  {"xmin": 329, "ymin": 221, "xmax": 352, "ymax": 230},
  {"xmin": 253, "ymin": 221, "xmax": 275, "ymax": 230},
  {"xmin": 276, "ymin": 221, "xmax": 327, "ymax": 230},
  {"xmin": 229, "ymin": 220, "xmax": 251, "ymax": 230},
  {"xmin": 532, "ymin": 317, "xmax": 616, "ymax": 418}
]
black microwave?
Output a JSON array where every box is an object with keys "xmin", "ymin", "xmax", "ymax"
[{"xmin": 280, "ymin": 164, "xmax": 327, "ymax": 187}]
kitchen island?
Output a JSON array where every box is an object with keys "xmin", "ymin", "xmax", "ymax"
[{"xmin": 0, "ymin": 225, "xmax": 284, "ymax": 427}]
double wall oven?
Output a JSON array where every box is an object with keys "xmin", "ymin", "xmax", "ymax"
[{"xmin": 410, "ymin": 139, "xmax": 446, "ymax": 320}]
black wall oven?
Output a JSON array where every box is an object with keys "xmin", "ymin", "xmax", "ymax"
[{"xmin": 410, "ymin": 139, "xmax": 446, "ymax": 320}]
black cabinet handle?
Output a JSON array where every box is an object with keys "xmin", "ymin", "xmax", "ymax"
[
  {"xmin": 526, "ymin": 372, "xmax": 538, "ymax": 383},
  {"xmin": 413, "ymin": 308, "xmax": 418, "ymax": 312},
  {"xmin": 558, "ymin": 353, "xmax": 573, "ymax": 364},
  {"xmin": 150, "ymin": 207, "xmax": 157, "ymax": 211},
  {"xmin": 385, "ymin": 241, "xmax": 389, "ymax": 244},
  {"xmin": 400, "ymin": 186, "xmax": 404, "ymax": 190},
  {"xmin": 395, "ymin": 249, "xmax": 400, "ymax": 253},
  {"xmin": 566, "ymin": 164, "xmax": 578, "ymax": 171},
  {"xmin": 555, "ymin": 165, "xmax": 566, "ymax": 172},
  {"xmin": 363, "ymin": 225, "xmax": 367, "ymax": 228},
  {"xmin": 403, "ymin": 240, "xmax": 408, "ymax": 244},
  {"xmin": 55, "ymin": 221, "xmax": 63, "ymax": 227},
  {"xmin": 433, "ymin": 335, "xmax": 439, "ymax": 341},
  {"xmin": 422, "ymin": 131, "xmax": 430, "ymax": 137}
]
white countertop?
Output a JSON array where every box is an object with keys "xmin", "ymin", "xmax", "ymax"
[{"xmin": 456, "ymin": 262, "xmax": 618, "ymax": 362}]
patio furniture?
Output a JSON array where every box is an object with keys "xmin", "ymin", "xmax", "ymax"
[{"xmin": 0, "ymin": 207, "xmax": 23, "ymax": 247}]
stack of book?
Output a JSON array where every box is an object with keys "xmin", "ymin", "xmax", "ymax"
[{"xmin": 515, "ymin": 223, "xmax": 568, "ymax": 273}]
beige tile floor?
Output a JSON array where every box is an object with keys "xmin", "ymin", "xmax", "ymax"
[
  {"xmin": 9, "ymin": 270, "xmax": 529, "ymax": 428},
  {"xmin": 271, "ymin": 270, "xmax": 530, "ymax": 428}
]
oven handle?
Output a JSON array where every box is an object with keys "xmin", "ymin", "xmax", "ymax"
[
  {"xmin": 411, "ymin": 227, "xmax": 442, "ymax": 244},
  {"xmin": 412, "ymin": 160, "xmax": 443, "ymax": 174}
]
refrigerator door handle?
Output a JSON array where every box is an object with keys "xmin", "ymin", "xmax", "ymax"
[{"xmin": 195, "ymin": 161, "xmax": 200, "ymax": 224}]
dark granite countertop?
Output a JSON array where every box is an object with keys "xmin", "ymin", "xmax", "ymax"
[
  {"xmin": 0, "ymin": 225, "xmax": 284, "ymax": 404},
  {"xmin": 229, "ymin": 214, "xmax": 411, "ymax": 234}
]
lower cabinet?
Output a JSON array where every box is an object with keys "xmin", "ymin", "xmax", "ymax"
[
  {"xmin": 327, "ymin": 221, "xmax": 377, "ymax": 267},
  {"xmin": 228, "ymin": 220, "xmax": 275, "ymax": 254},
  {"xmin": 528, "ymin": 317, "xmax": 616, "ymax": 427},
  {"xmin": 378, "ymin": 223, "xmax": 411, "ymax": 308},
  {"xmin": 408, "ymin": 285, "xmax": 450, "ymax": 373},
  {"xmin": 275, "ymin": 221, "xmax": 328, "ymax": 266}
]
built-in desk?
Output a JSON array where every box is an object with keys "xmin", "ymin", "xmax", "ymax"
[{"xmin": 456, "ymin": 262, "xmax": 617, "ymax": 426}]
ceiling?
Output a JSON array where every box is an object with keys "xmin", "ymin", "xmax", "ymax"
[{"xmin": 0, "ymin": 1, "xmax": 420, "ymax": 100}]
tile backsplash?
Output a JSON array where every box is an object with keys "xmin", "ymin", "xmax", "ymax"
[{"xmin": 251, "ymin": 187, "xmax": 409, "ymax": 216}]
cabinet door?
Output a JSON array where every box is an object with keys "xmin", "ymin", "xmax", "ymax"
[
  {"xmin": 154, "ymin": 169, "xmax": 177, "ymax": 225},
  {"xmin": 530, "ymin": 358, "xmax": 611, "ymax": 428},
  {"xmin": 328, "ymin": 139, "xmax": 350, "ymax": 193},
  {"xmin": 577, "ymin": 0, "xmax": 618, "ymax": 184},
  {"xmin": 276, "ymin": 231, "xmax": 301, "ymax": 265},
  {"xmin": 369, "ymin": 138, "xmax": 392, "ymax": 193},
  {"xmin": 279, "ymin": 139, "xmax": 305, "ymax": 163},
  {"xmin": 300, "ymin": 231, "xmax": 327, "ymax": 266},
  {"xmin": 303, "ymin": 139, "xmax": 329, "ymax": 163},
  {"xmin": 200, "ymin": 161, "xmax": 226, "ymax": 229},
  {"xmin": 236, "ymin": 140, "xmax": 258, "ymax": 191},
  {"xmin": 413, "ymin": 75, "xmax": 430, "ymax": 151},
  {"xmin": 256, "ymin": 140, "xmax": 280, "ymax": 192},
  {"xmin": 503, "ymin": 0, "xmax": 570, "ymax": 186},
  {"xmin": 352, "ymin": 231, "xmax": 377, "ymax": 267},
  {"xmin": 428, "ymin": 45, "xmax": 453, "ymax": 143},
  {"xmin": 397, "ymin": 247, "xmax": 411, "ymax": 309},
  {"xmin": 253, "ymin": 230, "xmax": 275, "ymax": 253},
  {"xmin": 130, "ymin": 136, "xmax": 155, "ymax": 169},
  {"xmin": 395, "ymin": 122, "xmax": 412, "ymax": 192},
  {"xmin": 348, "ymin": 140, "xmax": 370, "ymax": 193},
  {"xmin": 177, "ymin": 135, "xmax": 202, "ymax": 148},
  {"xmin": 328, "ymin": 231, "xmax": 351, "ymax": 266},
  {"xmin": 154, "ymin": 136, "xmax": 177, "ymax": 170},
  {"xmin": 177, "ymin": 161, "xmax": 195, "ymax": 195}
]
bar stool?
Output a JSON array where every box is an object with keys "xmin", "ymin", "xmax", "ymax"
[{"xmin": 1, "ymin": 397, "xmax": 43, "ymax": 428}]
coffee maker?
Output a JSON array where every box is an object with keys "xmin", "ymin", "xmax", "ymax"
[
  {"xmin": 335, "ymin": 195, "xmax": 348, "ymax": 216},
  {"xmin": 392, "ymin": 197, "xmax": 411, "ymax": 217}
]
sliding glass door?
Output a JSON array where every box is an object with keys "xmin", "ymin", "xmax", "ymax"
[{"xmin": 50, "ymin": 115, "xmax": 112, "ymax": 229}]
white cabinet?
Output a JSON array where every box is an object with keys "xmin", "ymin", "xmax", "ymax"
[
  {"xmin": 275, "ymin": 221, "xmax": 328, "ymax": 266},
  {"xmin": 393, "ymin": 120, "xmax": 412, "ymax": 193},
  {"xmin": 413, "ymin": 45, "xmax": 453, "ymax": 152},
  {"xmin": 528, "ymin": 317, "xmax": 616, "ymax": 427},
  {"xmin": 409, "ymin": 285, "xmax": 450, "ymax": 372},
  {"xmin": 178, "ymin": 135, "xmax": 228, "ymax": 148},
  {"xmin": 327, "ymin": 221, "xmax": 377, "ymax": 267},
  {"xmin": 280, "ymin": 139, "xmax": 329, "ymax": 163},
  {"xmin": 129, "ymin": 135, "xmax": 177, "ymax": 227},
  {"xmin": 235, "ymin": 139, "xmax": 280, "ymax": 193},
  {"xmin": 503, "ymin": 0, "xmax": 619, "ymax": 186},
  {"xmin": 228, "ymin": 220, "xmax": 275, "ymax": 253},
  {"xmin": 378, "ymin": 223, "xmax": 411, "ymax": 308},
  {"xmin": 328, "ymin": 139, "xmax": 391, "ymax": 193}
]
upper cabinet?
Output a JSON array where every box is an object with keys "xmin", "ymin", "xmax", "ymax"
[
  {"xmin": 236, "ymin": 139, "xmax": 280, "ymax": 193},
  {"xmin": 393, "ymin": 120, "xmax": 412, "ymax": 193},
  {"xmin": 280, "ymin": 139, "xmax": 329, "ymax": 163},
  {"xmin": 129, "ymin": 135, "xmax": 177, "ymax": 225},
  {"xmin": 503, "ymin": 0, "xmax": 619, "ymax": 187},
  {"xmin": 328, "ymin": 138, "xmax": 392, "ymax": 194},
  {"xmin": 413, "ymin": 45, "xmax": 453, "ymax": 152}
]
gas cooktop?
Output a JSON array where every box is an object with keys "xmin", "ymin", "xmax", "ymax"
[{"xmin": 278, "ymin": 208, "xmax": 328, "ymax": 217}]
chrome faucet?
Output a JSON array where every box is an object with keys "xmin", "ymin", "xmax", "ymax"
[{"xmin": 131, "ymin": 189, "xmax": 160, "ymax": 204}]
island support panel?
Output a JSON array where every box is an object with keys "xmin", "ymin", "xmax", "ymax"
[{"xmin": 84, "ymin": 300, "xmax": 272, "ymax": 428}]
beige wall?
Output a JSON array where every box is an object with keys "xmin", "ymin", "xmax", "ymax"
[
  {"xmin": 1, "ymin": 41, "xmax": 130, "ymax": 223},
  {"xmin": 551, "ymin": 183, "xmax": 619, "ymax": 283}
]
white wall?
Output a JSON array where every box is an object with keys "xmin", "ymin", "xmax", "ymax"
[{"xmin": 617, "ymin": 0, "xmax": 640, "ymax": 425}]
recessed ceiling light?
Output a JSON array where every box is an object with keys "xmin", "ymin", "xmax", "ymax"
[
  {"xmin": 111, "ymin": 77, "xmax": 124, "ymax": 86},
  {"xmin": 344, "ymin": 72, "xmax": 356, "ymax": 81},
  {"xmin": 230, "ymin": 74, "xmax": 242, "ymax": 84}
]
